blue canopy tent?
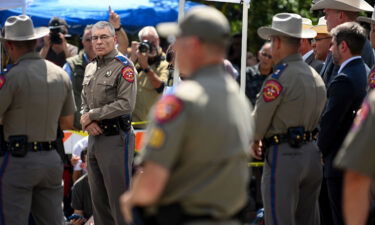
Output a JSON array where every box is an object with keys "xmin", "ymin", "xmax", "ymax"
[{"xmin": 0, "ymin": 0, "xmax": 201, "ymax": 35}]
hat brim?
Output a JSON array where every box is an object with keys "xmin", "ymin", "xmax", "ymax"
[
  {"xmin": 156, "ymin": 22, "xmax": 181, "ymax": 38},
  {"xmin": 357, "ymin": 16, "xmax": 375, "ymax": 24},
  {"xmin": 257, "ymin": 26, "xmax": 317, "ymax": 40},
  {"xmin": 0, "ymin": 27, "xmax": 49, "ymax": 41},
  {"xmin": 311, "ymin": 0, "xmax": 373, "ymax": 12},
  {"xmin": 311, "ymin": 25, "xmax": 330, "ymax": 34}
]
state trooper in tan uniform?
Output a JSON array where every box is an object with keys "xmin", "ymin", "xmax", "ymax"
[
  {"xmin": 80, "ymin": 21, "xmax": 137, "ymax": 225},
  {"xmin": 0, "ymin": 15, "xmax": 75, "ymax": 225},
  {"xmin": 251, "ymin": 13, "xmax": 327, "ymax": 225},
  {"xmin": 335, "ymin": 91, "xmax": 375, "ymax": 225},
  {"xmin": 120, "ymin": 6, "xmax": 253, "ymax": 225}
]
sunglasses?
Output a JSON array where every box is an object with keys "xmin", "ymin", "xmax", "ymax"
[
  {"xmin": 261, "ymin": 52, "xmax": 272, "ymax": 59},
  {"xmin": 311, "ymin": 37, "xmax": 331, "ymax": 44}
]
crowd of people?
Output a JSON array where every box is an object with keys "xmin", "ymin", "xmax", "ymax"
[{"xmin": 1, "ymin": 0, "xmax": 375, "ymax": 225}]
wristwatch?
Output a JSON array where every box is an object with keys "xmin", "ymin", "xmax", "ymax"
[{"xmin": 115, "ymin": 26, "xmax": 122, "ymax": 32}]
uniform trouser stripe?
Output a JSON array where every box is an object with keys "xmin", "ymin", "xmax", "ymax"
[
  {"xmin": 0, "ymin": 153, "xmax": 10, "ymax": 225},
  {"xmin": 124, "ymin": 131, "xmax": 130, "ymax": 190},
  {"xmin": 270, "ymin": 145, "xmax": 279, "ymax": 225}
]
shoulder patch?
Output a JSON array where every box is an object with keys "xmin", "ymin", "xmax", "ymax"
[
  {"xmin": 352, "ymin": 100, "xmax": 370, "ymax": 130},
  {"xmin": 368, "ymin": 68, "xmax": 375, "ymax": 89},
  {"xmin": 115, "ymin": 55, "xmax": 130, "ymax": 66},
  {"xmin": 122, "ymin": 66, "xmax": 135, "ymax": 83},
  {"xmin": 155, "ymin": 95, "xmax": 183, "ymax": 124},
  {"xmin": 0, "ymin": 76, "xmax": 6, "ymax": 89},
  {"xmin": 147, "ymin": 127, "xmax": 166, "ymax": 149},
  {"xmin": 271, "ymin": 63, "xmax": 288, "ymax": 79},
  {"xmin": 262, "ymin": 80, "xmax": 283, "ymax": 102}
]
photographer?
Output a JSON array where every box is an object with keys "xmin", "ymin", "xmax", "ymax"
[
  {"xmin": 40, "ymin": 17, "xmax": 78, "ymax": 67},
  {"xmin": 130, "ymin": 26, "xmax": 169, "ymax": 128}
]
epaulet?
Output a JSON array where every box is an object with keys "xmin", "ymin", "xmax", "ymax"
[
  {"xmin": 115, "ymin": 55, "xmax": 130, "ymax": 66},
  {"xmin": 271, "ymin": 63, "xmax": 288, "ymax": 79}
]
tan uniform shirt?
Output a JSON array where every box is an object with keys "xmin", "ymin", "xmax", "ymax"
[
  {"xmin": 133, "ymin": 58, "xmax": 169, "ymax": 123},
  {"xmin": 81, "ymin": 49, "xmax": 137, "ymax": 120},
  {"xmin": 0, "ymin": 52, "xmax": 75, "ymax": 141},
  {"xmin": 137, "ymin": 64, "xmax": 253, "ymax": 219},
  {"xmin": 253, "ymin": 54, "xmax": 327, "ymax": 140},
  {"xmin": 335, "ymin": 90, "xmax": 375, "ymax": 179}
]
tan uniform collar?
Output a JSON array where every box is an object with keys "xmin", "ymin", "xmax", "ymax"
[
  {"xmin": 95, "ymin": 49, "xmax": 118, "ymax": 66},
  {"xmin": 15, "ymin": 52, "xmax": 42, "ymax": 64},
  {"xmin": 191, "ymin": 63, "xmax": 225, "ymax": 79},
  {"xmin": 275, "ymin": 53, "xmax": 302, "ymax": 68}
]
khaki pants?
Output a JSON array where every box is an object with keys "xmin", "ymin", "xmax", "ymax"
[
  {"xmin": 0, "ymin": 150, "xmax": 64, "ymax": 225},
  {"xmin": 262, "ymin": 142, "xmax": 322, "ymax": 225},
  {"xmin": 88, "ymin": 129, "xmax": 134, "ymax": 225}
]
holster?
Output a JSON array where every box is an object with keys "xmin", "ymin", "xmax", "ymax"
[
  {"xmin": 8, "ymin": 135, "xmax": 28, "ymax": 157},
  {"xmin": 99, "ymin": 115, "xmax": 132, "ymax": 136},
  {"xmin": 287, "ymin": 127, "xmax": 305, "ymax": 148},
  {"xmin": 0, "ymin": 125, "xmax": 6, "ymax": 156}
]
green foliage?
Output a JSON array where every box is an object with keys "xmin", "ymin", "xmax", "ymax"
[{"xmin": 190, "ymin": 0, "xmax": 373, "ymax": 53}]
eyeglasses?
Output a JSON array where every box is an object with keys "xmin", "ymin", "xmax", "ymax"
[
  {"xmin": 312, "ymin": 37, "xmax": 331, "ymax": 44},
  {"xmin": 261, "ymin": 52, "xmax": 272, "ymax": 59},
  {"xmin": 92, "ymin": 35, "xmax": 113, "ymax": 41}
]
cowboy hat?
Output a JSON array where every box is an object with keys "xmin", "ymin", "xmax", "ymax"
[
  {"xmin": 312, "ymin": 17, "xmax": 330, "ymax": 34},
  {"xmin": 311, "ymin": 0, "xmax": 373, "ymax": 12},
  {"xmin": 357, "ymin": 7, "xmax": 375, "ymax": 24},
  {"xmin": 0, "ymin": 15, "xmax": 49, "ymax": 41},
  {"xmin": 258, "ymin": 13, "xmax": 317, "ymax": 40}
]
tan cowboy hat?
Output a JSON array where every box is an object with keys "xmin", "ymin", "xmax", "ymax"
[
  {"xmin": 302, "ymin": 18, "xmax": 313, "ymax": 29},
  {"xmin": 258, "ymin": 13, "xmax": 317, "ymax": 40},
  {"xmin": 358, "ymin": 7, "xmax": 375, "ymax": 24},
  {"xmin": 311, "ymin": 0, "xmax": 373, "ymax": 12},
  {"xmin": 0, "ymin": 15, "xmax": 49, "ymax": 41},
  {"xmin": 312, "ymin": 17, "xmax": 330, "ymax": 34}
]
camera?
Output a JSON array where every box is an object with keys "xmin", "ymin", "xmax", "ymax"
[
  {"xmin": 50, "ymin": 27, "xmax": 62, "ymax": 44},
  {"xmin": 138, "ymin": 40, "xmax": 152, "ymax": 53}
]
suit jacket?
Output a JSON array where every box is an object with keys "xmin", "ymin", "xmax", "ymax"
[
  {"xmin": 305, "ymin": 52, "xmax": 324, "ymax": 73},
  {"xmin": 321, "ymin": 40, "xmax": 373, "ymax": 86},
  {"xmin": 318, "ymin": 58, "xmax": 367, "ymax": 178}
]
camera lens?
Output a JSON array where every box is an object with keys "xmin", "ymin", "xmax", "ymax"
[{"xmin": 138, "ymin": 41, "xmax": 151, "ymax": 53}]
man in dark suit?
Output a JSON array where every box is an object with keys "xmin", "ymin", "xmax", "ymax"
[
  {"xmin": 312, "ymin": 0, "xmax": 374, "ymax": 86},
  {"xmin": 318, "ymin": 22, "xmax": 368, "ymax": 225}
]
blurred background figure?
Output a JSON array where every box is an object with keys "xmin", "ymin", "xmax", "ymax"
[
  {"xmin": 312, "ymin": 17, "xmax": 332, "ymax": 63},
  {"xmin": 40, "ymin": 17, "xmax": 78, "ymax": 67}
]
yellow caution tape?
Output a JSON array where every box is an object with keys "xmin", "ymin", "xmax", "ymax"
[
  {"xmin": 65, "ymin": 130, "xmax": 89, "ymax": 136},
  {"xmin": 131, "ymin": 121, "xmax": 148, "ymax": 126},
  {"xmin": 249, "ymin": 162, "xmax": 264, "ymax": 167}
]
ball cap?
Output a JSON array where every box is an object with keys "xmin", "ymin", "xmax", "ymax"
[{"xmin": 157, "ymin": 6, "xmax": 230, "ymax": 43}]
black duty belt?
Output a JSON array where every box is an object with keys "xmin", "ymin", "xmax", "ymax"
[
  {"xmin": 98, "ymin": 115, "xmax": 132, "ymax": 136},
  {"xmin": 6, "ymin": 141, "xmax": 57, "ymax": 152},
  {"xmin": 263, "ymin": 128, "xmax": 317, "ymax": 149}
]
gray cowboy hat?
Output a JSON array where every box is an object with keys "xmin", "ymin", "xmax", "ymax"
[
  {"xmin": 357, "ymin": 7, "xmax": 375, "ymax": 24},
  {"xmin": 311, "ymin": 0, "xmax": 373, "ymax": 12},
  {"xmin": 257, "ymin": 13, "xmax": 317, "ymax": 40},
  {"xmin": 0, "ymin": 15, "xmax": 49, "ymax": 41}
]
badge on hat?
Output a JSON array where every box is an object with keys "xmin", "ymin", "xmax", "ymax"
[
  {"xmin": 122, "ymin": 66, "xmax": 135, "ymax": 83},
  {"xmin": 0, "ymin": 76, "xmax": 6, "ymax": 89},
  {"xmin": 155, "ymin": 95, "xmax": 183, "ymax": 124},
  {"xmin": 262, "ymin": 80, "xmax": 283, "ymax": 102},
  {"xmin": 147, "ymin": 127, "xmax": 166, "ymax": 149},
  {"xmin": 352, "ymin": 100, "xmax": 370, "ymax": 130},
  {"xmin": 368, "ymin": 69, "xmax": 375, "ymax": 89}
]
